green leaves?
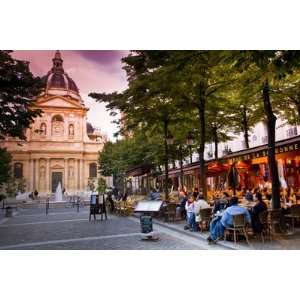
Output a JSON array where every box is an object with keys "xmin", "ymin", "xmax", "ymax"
[{"xmin": 0, "ymin": 51, "xmax": 43, "ymax": 140}]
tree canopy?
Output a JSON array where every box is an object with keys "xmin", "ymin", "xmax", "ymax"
[{"xmin": 0, "ymin": 50, "xmax": 43, "ymax": 140}]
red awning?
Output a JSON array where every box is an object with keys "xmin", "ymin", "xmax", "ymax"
[{"xmin": 207, "ymin": 162, "xmax": 229, "ymax": 176}]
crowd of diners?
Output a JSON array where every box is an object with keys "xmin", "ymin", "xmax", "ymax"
[{"xmin": 156, "ymin": 185, "xmax": 300, "ymax": 244}]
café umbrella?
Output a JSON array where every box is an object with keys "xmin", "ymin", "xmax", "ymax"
[{"xmin": 227, "ymin": 163, "xmax": 239, "ymax": 195}]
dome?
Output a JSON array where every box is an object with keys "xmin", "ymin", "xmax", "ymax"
[{"xmin": 42, "ymin": 51, "xmax": 79, "ymax": 94}]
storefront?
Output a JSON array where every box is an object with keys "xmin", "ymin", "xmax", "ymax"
[{"xmin": 223, "ymin": 135, "xmax": 300, "ymax": 189}]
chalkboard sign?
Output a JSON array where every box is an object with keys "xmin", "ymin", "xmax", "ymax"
[
  {"xmin": 90, "ymin": 194, "xmax": 97, "ymax": 205},
  {"xmin": 135, "ymin": 201, "xmax": 163, "ymax": 213},
  {"xmin": 140, "ymin": 215, "xmax": 153, "ymax": 234}
]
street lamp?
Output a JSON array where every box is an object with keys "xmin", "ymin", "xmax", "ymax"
[
  {"xmin": 186, "ymin": 131, "xmax": 194, "ymax": 164},
  {"xmin": 163, "ymin": 130, "xmax": 174, "ymax": 202},
  {"xmin": 166, "ymin": 131, "xmax": 174, "ymax": 145}
]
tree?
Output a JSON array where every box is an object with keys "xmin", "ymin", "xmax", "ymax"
[
  {"xmin": 90, "ymin": 51, "xmax": 184, "ymax": 200},
  {"xmin": 0, "ymin": 50, "xmax": 43, "ymax": 140},
  {"xmin": 0, "ymin": 148, "xmax": 11, "ymax": 187},
  {"xmin": 233, "ymin": 50, "xmax": 300, "ymax": 209}
]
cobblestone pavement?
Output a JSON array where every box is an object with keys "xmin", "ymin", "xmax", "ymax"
[{"xmin": 0, "ymin": 207, "xmax": 225, "ymax": 250}]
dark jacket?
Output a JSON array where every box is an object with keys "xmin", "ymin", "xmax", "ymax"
[{"xmin": 251, "ymin": 201, "xmax": 267, "ymax": 233}]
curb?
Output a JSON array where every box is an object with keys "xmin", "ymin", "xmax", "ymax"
[{"xmin": 131, "ymin": 214, "xmax": 249, "ymax": 250}]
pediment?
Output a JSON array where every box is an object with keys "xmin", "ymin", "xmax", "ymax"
[{"xmin": 37, "ymin": 96, "xmax": 84, "ymax": 109}]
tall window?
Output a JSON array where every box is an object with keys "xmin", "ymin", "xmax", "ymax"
[
  {"xmin": 14, "ymin": 162, "xmax": 23, "ymax": 179},
  {"xmin": 89, "ymin": 163, "xmax": 97, "ymax": 178}
]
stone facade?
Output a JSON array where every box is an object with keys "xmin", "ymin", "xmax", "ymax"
[{"xmin": 0, "ymin": 51, "xmax": 104, "ymax": 195}]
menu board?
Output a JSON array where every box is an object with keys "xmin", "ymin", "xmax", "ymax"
[
  {"xmin": 140, "ymin": 215, "xmax": 153, "ymax": 234},
  {"xmin": 134, "ymin": 201, "xmax": 163, "ymax": 213}
]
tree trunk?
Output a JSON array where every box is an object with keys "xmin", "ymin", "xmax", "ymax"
[
  {"xmin": 213, "ymin": 125, "xmax": 218, "ymax": 160},
  {"xmin": 179, "ymin": 144, "xmax": 184, "ymax": 191},
  {"xmin": 163, "ymin": 119, "xmax": 169, "ymax": 201},
  {"xmin": 198, "ymin": 96, "xmax": 207, "ymax": 198},
  {"xmin": 294, "ymin": 98, "xmax": 300, "ymax": 119},
  {"xmin": 263, "ymin": 79, "xmax": 281, "ymax": 209},
  {"xmin": 242, "ymin": 105, "xmax": 250, "ymax": 149}
]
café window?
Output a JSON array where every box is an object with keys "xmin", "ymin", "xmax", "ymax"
[
  {"xmin": 14, "ymin": 162, "xmax": 23, "ymax": 179},
  {"xmin": 287, "ymin": 127, "xmax": 298, "ymax": 138},
  {"xmin": 89, "ymin": 163, "xmax": 97, "ymax": 178}
]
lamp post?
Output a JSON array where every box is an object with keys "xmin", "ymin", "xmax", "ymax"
[
  {"xmin": 186, "ymin": 131, "xmax": 194, "ymax": 164},
  {"xmin": 164, "ymin": 130, "xmax": 174, "ymax": 201}
]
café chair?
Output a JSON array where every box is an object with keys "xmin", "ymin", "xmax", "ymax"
[
  {"xmin": 259, "ymin": 210, "xmax": 272, "ymax": 242},
  {"xmin": 268, "ymin": 209, "xmax": 284, "ymax": 236},
  {"xmin": 199, "ymin": 208, "xmax": 212, "ymax": 232},
  {"xmin": 164, "ymin": 203, "xmax": 177, "ymax": 222},
  {"xmin": 224, "ymin": 214, "xmax": 250, "ymax": 245},
  {"xmin": 285, "ymin": 204, "xmax": 300, "ymax": 232}
]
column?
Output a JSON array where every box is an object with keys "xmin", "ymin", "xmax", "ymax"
[
  {"xmin": 80, "ymin": 159, "xmax": 84, "ymax": 190},
  {"xmin": 64, "ymin": 158, "xmax": 68, "ymax": 191},
  {"xmin": 46, "ymin": 159, "xmax": 50, "ymax": 194},
  {"xmin": 32, "ymin": 159, "xmax": 36, "ymax": 190},
  {"xmin": 77, "ymin": 159, "xmax": 81, "ymax": 191},
  {"xmin": 29, "ymin": 159, "xmax": 33, "ymax": 191},
  {"xmin": 35, "ymin": 159, "xmax": 39, "ymax": 191},
  {"xmin": 74, "ymin": 159, "xmax": 79, "ymax": 192}
]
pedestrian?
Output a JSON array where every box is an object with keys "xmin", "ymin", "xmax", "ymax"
[
  {"xmin": 193, "ymin": 187, "xmax": 199, "ymax": 199},
  {"xmin": 34, "ymin": 190, "xmax": 39, "ymax": 200}
]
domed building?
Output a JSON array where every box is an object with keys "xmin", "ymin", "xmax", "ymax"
[{"xmin": 1, "ymin": 51, "xmax": 105, "ymax": 195}]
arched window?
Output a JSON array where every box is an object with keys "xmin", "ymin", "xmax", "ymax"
[
  {"xmin": 14, "ymin": 163, "xmax": 23, "ymax": 179},
  {"xmin": 52, "ymin": 115, "xmax": 64, "ymax": 122},
  {"xmin": 89, "ymin": 163, "xmax": 97, "ymax": 178},
  {"xmin": 51, "ymin": 115, "xmax": 64, "ymax": 136},
  {"xmin": 40, "ymin": 123, "xmax": 47, "ymax": 135}
]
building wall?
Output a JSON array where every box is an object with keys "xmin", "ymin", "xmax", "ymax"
[{"xmin": 0, "ymin": 94, "xmax": 104, "ymax": 196}]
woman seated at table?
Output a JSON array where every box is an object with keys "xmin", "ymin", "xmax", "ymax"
[{"xmin": 251, "ymin": 192, "xmax": 267, "ymax": 235}]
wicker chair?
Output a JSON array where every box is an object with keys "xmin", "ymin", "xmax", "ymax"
[
  {"xmin": 285, "ymin": 204, "xmax": 300, "ymax": 232},
  {"xmin": 224, "ymin": 214, "xmax": 250, "ymax": 245},
  {"xmin": 199, "ymin": 208, "xmax": 212, "ymax": 232},
  {"xmin": 164, "ymin": 203, "xmax": 177, "ymax": 222},
  {"xmin": 268, "ymin": 209, "xmax": 284, "ymax": 236},
  {"xmin": 259, "ymin": 210, "xmax": 271, "ymax": 242}
]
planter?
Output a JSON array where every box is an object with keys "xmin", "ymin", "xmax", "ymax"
[{"xmin": 5, "ymin": 207, "xmax": 13, "ymax": 218}]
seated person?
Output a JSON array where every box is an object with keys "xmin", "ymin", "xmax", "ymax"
[
  {"xmin": 208, "ymin": 197, "xmax": 251, "ymax": 243},
  {"xmin": 194, "ymin": 193, "xmax": 210, "ymax": 230},
  {"xmin": 212, "ymin": 192, "xmax": 230, "ymax": 214},
  {"xmin": 150, "ymin": 189, "xmax": 161, "ymax": 200},
  {"xmin": 185, "ymin": 194, "xmax": 196, "ymax": 231},
  {"xmin": 251, "ymin": 192, "xmax": 267, "ymax": 234},
  {"xmin": 245, "ymin": 189, "xmax": 254, "ymax": 201},
  {"xmin": 178, "ymin": 191, "xmax": 188, "ymax": 220}
]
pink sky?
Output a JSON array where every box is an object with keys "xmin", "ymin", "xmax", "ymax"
[{"xmin": 12, "ymin": 50, "xmax": 129, "ymax": 140}]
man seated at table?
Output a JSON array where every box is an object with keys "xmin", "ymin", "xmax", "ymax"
[
  {"xmin": 150, "ymin": 188, "xmax": 161, "ymax": 201},
  {"xmin": 212, "ymin": 192, "xmax": 230, "ymax": 214},
  {"xmin": 251, "ymin": 192, "xmax": 267, "ymax": 235},
  {"xmin": 208, "ymin": 196, "xmax": 251, "ymax": 244}
]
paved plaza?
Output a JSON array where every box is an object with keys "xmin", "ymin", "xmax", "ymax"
[
  {"xmin": 2, "ymin": 205, "xmax": 300, "ymax": 250},
  {"xmin": 0, "ymin": 206, "xmax": 228, "ymax": 250}
]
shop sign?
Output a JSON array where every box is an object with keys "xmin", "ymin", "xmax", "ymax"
[{"xmin": 231, "ymin": 141, "xmax": 300, "ymax": 162}]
